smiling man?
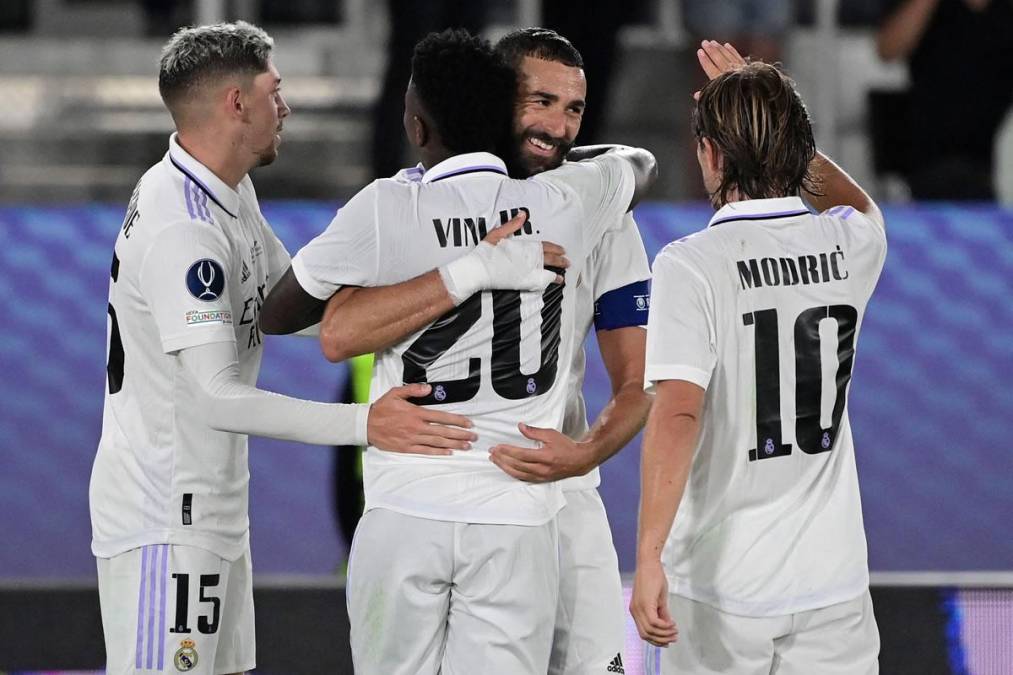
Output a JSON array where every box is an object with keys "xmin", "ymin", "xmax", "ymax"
[
  {"xmin": 89, "ymin": 22, "xmax": 477, "ymax": 675},
  {"xmin": 490, "ymin": 29, "xmax": 654, "ymax": 675}
]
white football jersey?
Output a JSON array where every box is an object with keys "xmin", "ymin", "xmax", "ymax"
[
  {"xmin": 90, "ymin": 134, "xmax": 291, "ymax": 561},
  {"xmin": 558, "ymin": 214, "xmax": 650, "ymax": 492},
  {"xmin": 645, "ymin": 196, "xmax": 887, "ymax": 616},
  {"xmin": 292, "ymin": 152, "xmax": 635, "ymax": 525}
]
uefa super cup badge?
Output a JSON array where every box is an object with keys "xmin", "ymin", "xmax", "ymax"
[{"xmin": 174, "ymin": 638, "xmax": 199, "ymax": 671}]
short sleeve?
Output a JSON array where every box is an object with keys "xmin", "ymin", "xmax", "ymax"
[
  {"xmin": 644, "ymin": 246, "xmax": 717, "ymax": 392},
  {"xmin": 591, "ymin": 214, "xmax": 652, "ymax": 331},
  {"xmin": 535, "ymin": 153, "xmax": 636, "ymax": 249},
  {"xmin": 289, "ymin": 184, "xmax": 379, "ymax": 300},
  {"xmin": 139, "ymin": 221, "xmax": 236, "ymax": 354},
  {"xmin": 821, "ymin": 205, "xmax": 887, "ymax": 297}
]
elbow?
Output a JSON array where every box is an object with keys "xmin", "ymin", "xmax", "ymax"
[
  {"xmin": 319, "ymin": 323, "xmax": 353, "ymax": 363},
  {"xmin": 636, "ymin": 149, "xmax": 659, "ymax": 187},
  {"xmin": 875, "ymin": 31, "xmax": 906, "ymax": 62}
]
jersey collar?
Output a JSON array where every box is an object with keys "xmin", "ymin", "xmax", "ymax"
[
  {"xmin": 420, "ymin": 152, "xmax": 508, "ymax": 184},
  {"xmin": 708, "ymin": 196, "xmax": 809, "ymax": 228},
  {"xmin": 167, "ymin": 133, "xmax": 240, "ymax": 218}
]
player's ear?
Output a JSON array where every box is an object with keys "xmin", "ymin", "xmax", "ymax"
[
  {"xmin": 411, "ymin": 114, "xmax": 429, "ymax": 148},
  {"xmin": 225, "ymin": 85, "xmax": 246, "ymax": 121},
  {"xmin": 699, "ymin": 137, "xmax": 722, "ymax": 174}
]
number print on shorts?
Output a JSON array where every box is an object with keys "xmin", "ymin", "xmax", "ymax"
[
  {"xmin": 743, "ymin": 304, "xmax": 858, "ymax": 461},
  {"xmin": 170, "ymin": 573, "xmax": 221, "ymax": 635}
]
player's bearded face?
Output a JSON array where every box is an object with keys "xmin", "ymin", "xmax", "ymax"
[
  {"xmin": 246, "ymin": 61, "xmax": 290, "ymax": 168},
  {"xmin": 511, "ymin": 57, "xmax": 586, "ymax": 177}
]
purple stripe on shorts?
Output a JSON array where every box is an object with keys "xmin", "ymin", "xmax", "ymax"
[
  {"xmin": 146, "ymin": 544, "xmax": 158, "ymax": 669},
  {"xmin": 183, "ymin": 177, "xmax": 197, "ymax": 220},
  {"xmin": 136, "ymin": 545, "xmax": 149, "ymax": 669},
  {"xmin": 158, "ymin": 544, "xmax": 168, "ymax": 669}
]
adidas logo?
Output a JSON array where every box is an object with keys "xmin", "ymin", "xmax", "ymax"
[{"xmin": 607, "ymin": 652, "xmax": 625, "ymax": 673}]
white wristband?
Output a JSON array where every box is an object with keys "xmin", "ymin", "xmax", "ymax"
[{"xmin": 439, "ymin": 245, "xmax": 489, "ymax": 305}]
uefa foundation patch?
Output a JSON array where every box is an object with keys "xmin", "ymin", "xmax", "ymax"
[{"xmin": 186, "ymin": 309, "xmax": 233, "ymax": 326}]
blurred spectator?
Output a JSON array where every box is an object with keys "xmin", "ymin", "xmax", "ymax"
[
  {"xmin": 877, "ymin": 0, "xmax": 1013, "ymax": 200},
  {"xmin": 680, "ymin": 0, "xmax": 792, "ymax": 65},
  {"xmin": 542, "ymin": 0, "xmax": 636, "ymax": 144},
  {"xmin": 370, "ymin": 1, "xmax": 488, "ymax": 178},
  {"xmin": 139, "ymin": 0, "xmax": 190, "ymax": 37}
]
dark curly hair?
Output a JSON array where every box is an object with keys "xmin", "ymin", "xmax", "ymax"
[
  {"xmin": 693, "ymin": 61, "xmax": 820, "ymax": 205},
  {"xmin": 411, "ymin": 29, "xmax": 517, "ymax": 155}
]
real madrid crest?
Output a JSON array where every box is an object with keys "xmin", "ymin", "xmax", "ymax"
[{"xmin": 174, "ymin": 638, "xmax": 199, "ymax": 671}]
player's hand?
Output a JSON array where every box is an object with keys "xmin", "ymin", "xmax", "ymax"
[
  {"xmin": 630, "ymin": 559, "xmax": 678, "ymax": 647},
  {"xmin": 693, "ymin": 40, "xmax": 747, "ymax": 100},
  {"xmin": 482, "ymin": 210, "xmax": 569, "ymax": 285},
  {"xmin": 488, "ymin": 423, "xmax": 596, "ymax": 482},
  {"xmin": 366, "ymin": 384, "xmax": 476, "ymax": 455}
]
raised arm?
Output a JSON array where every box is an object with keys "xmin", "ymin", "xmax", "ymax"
[
  {"xmin": 692, "ymin": 40, "xmax": 884, "ymax": 230},
  {"xmin": 804, "ymin": 151, "xmax": 885, "ymax": 230},
  {"xmin": 876, "ymin": 0, "xmax": 939, "ymax": 62}
]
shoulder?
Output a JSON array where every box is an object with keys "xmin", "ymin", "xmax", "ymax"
[
  {"xmin": 135, "ymin": 159, "xmax": 227, "ymax": 236},
  {"xmin": 819, "ymin": 205, "xmax": 886, "ymax": 247}
]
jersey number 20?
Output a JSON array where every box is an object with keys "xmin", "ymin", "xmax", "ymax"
[
  {"xmin": 744, "ymin": 304, "xmax": 858, "ymax": 461},
  {"xmin": 402, "ymin": 284, "xmax": 564, "ymax": 405}
]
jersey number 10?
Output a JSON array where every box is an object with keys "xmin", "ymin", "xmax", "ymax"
[
  {"xmin": 743, "ymin": 304, "xmax": 858, "ymax": 462},
  {"xmin": 402, "ymin": 283, "xmax": 564, "ymax": 405}
]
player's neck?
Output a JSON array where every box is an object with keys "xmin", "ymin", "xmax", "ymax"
[
  {"xmin": 176, "ymin": 130, "xmax": 249, "ymax": 190},
  {"xmin": 419, "ymin": 147, "xmax": 455, "ymax": 172}
]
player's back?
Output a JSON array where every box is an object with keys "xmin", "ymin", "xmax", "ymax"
[
  {"xmin": 301, "ymin": 152, "xmax": 634, "ymax": 524},
  {"xmin": 652, "ymin": 197, "xmax": 887, "ymax": 616}
]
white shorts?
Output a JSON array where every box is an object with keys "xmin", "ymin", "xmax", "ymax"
[
  {"xmin": 96, "ymin": 544, "xmax": 255, "ymax": 674},
  {"xmin": 347, "ymin": 507, "xmax": 559, "ymax": 675},
  {"xmin": 648, "ymin": 590, "xmax": 879, "ymax": 675},
  {"xmin": 550, "ymin": 487, "xmax": 626, "ymax": 675}
]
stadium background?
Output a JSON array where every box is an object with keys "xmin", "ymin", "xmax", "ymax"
[{"xmin": 1, "ymin": 0, "xmax": 1011, "ymax": 673}]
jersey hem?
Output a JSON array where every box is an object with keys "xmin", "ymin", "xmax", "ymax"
[
  {"xmin": 666, "ymin": 575, "xmax": 870, "ymax": 617},
  {"xmin": 363, "ymin": 499, "xmax": 565, "ymax": 526},
  {"xmin": 645, "ymin": 363, "xmax": 712, "ymax": 390},
  {"xmin": 91, "ymin": 529, "xmax": 248, "ymax": 562},
  {"xmin": 161, "ymin": 329, "xmax": 236, "ymax": 354},
  {"xmin": 559, "ymin": 471, "xmax": 602, "ymax": 492},
  {"xmin": 291, "ymin": 253, "xmax": 336, "ymax": 300}
]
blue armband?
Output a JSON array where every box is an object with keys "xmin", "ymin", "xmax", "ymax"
[{"xmin": 593, "ymin": 279, "xmax": 650, "ymax": 331}]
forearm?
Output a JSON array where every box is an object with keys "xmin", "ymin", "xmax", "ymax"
[
  {"xmin": 180, "ymin": 343, "xmax": 369, "ymax": 445},
  {"xmin": 876, "ymin": 0, "xmax": 938, "ymax": 61},
  {"xmin": 804, "ymin": 151, "xmax": 883, "ymax": 226},
  {"xmin": 637, "ymin": 400, "xmax": 700, "ymax": 563},
  {"xmin": 319, "ymin": 269, "xmax": 453, "ymax": 362},
  {"xmin": 260, "ymin": 267, "xmax": 327, "ymax": 335},
  {"xmin": 580, "ymin": 384, "xmax": 653, "ymax": 470}
]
